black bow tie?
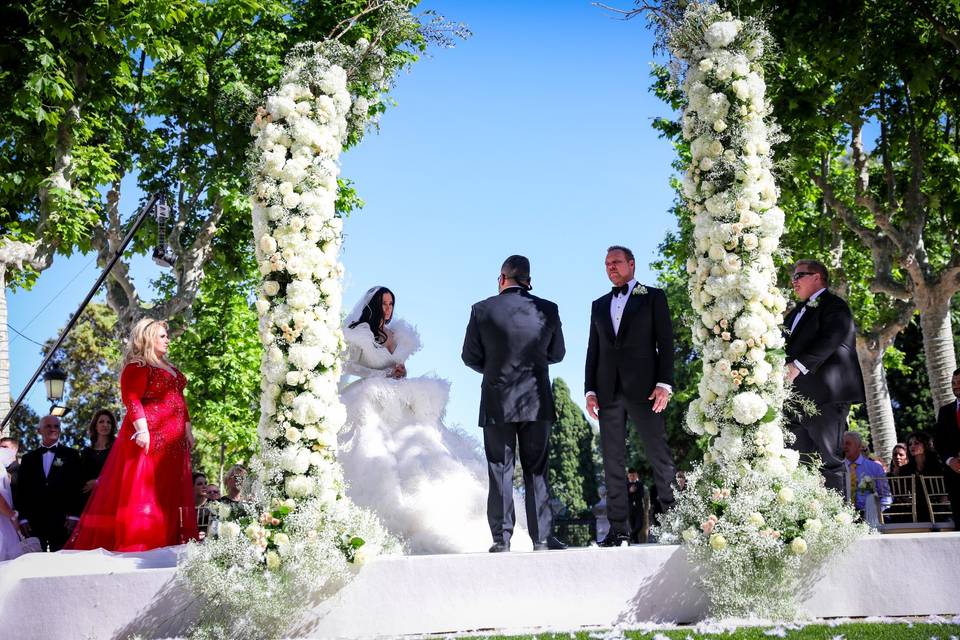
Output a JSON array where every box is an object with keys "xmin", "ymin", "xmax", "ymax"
[
  {"xmin": 42, "ymin": 445, "xmax": 57, "ymax": 453},
  {"xmin": 612, "ymin": 284, "xmax": 630, "ymax": 296}
]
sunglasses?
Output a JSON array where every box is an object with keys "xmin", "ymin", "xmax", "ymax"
[{"xmin": 791, "ymin": 271, "xmax": 817, "ymax": 282}]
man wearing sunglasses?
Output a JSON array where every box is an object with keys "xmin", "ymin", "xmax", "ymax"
[{"xmin": 783, "ymin": 260, "xmax": 864, "ymax": 493}]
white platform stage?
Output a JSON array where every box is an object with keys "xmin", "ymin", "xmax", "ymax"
[{"xmin": 1, "ymin": 533, "xmax": 958, "ymax": 639}]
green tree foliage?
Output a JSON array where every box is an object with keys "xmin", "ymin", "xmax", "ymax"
[
  {"xmin": 0, "ymin": 0, "xmax": 444, "ymax": 329},
  {"xmin": 169, "ymin": 267, "xmax": 262, "ymax": 482},
  {"xmin": 35, "ymin": 303, "xmax": 123, "ymax": 447},
  {"xmin": 5, "ymin": 398, "xmax": 40, "ymax": 451},
  {"xmin": 548, "ymin": 378, "xmax": 598, "ymax": 517}
]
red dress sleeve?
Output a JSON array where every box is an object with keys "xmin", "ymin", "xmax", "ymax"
[{"xmin": 121, "ymin": 363, "xmax": 150, "ymax": 422}]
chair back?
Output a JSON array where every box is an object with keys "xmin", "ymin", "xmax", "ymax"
[
  {"xmin": 880, "ymin": 475, "xmax": 916, "ymax": 524},
  {"xmin": 920, "ymin": 475, "xmax": 953, "ymax": 523}
]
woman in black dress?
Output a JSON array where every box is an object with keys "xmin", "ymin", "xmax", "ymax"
[{"xmin": 80, "ymin": 410, "xmax": 118, "ymax": 505}]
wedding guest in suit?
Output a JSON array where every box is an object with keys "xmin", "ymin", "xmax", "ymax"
[
  {"xmin": 462, "ymin": 255, "xmax": 566, "ymax": 552},
  {"xmin": 841, "ymin": 431, "xmax": 891, "ymax": 517},
  {"xmin": 79, "ymin": 410, "xmax": 117, "ymax": 506},
  {"xmin": 627, "ymin": 468, "xmax": 646, "ymax": 544},
  {"xmin": 783, "ymin": 260, "xmax": 865, "ymax": 493},
  {"xmin": 585, "ymin": 246, "xmax": 677, "ymax": 546},
  {"xmin": 0, "ymin": 437, "xmax": 19, "ymax": 492},
  {"xmin": 935, "ymin": 367, "xmax": 960, "ymax": 524},
  {"xmin": 12, "ymin": 415, "xmax": 82, "ymax": 551}
]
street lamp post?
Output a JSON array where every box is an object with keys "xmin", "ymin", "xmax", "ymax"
[{"xmin": 43, "ymin": 363, "xmax": 68, "ymax": 417}]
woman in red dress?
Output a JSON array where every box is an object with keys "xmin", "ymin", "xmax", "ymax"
[{"xmin": 66, "ymin": 318, "xmax": 199, "ymax": 551}]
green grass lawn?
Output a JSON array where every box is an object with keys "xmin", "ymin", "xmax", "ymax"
[{"xmin": 461, "ymin": 622, "xmax": 960, "ymax": 640}]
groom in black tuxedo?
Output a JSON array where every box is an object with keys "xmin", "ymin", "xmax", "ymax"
[
  {"xmin": 585, "ymin": 246, "xmax": 677, "ymax": 546},
  {"xmin": 14, "ymin": 415, "xmax": 83, "ymax": 551},
  {"xmin": 783, "ymin": 260, "xmax": 864, "ymax": 493},
  {"xmin": 462, "ymin": 255, "xmax": 566, "ymax": 552}
]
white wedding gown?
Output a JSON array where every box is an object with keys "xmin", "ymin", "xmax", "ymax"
[
  {"xmin": 0, "ymin": 453, "xmax": 23, "ymax": 561},
  {"xmin": 338, "ymin": 318, "xmax": 531, "ymax": 554}
]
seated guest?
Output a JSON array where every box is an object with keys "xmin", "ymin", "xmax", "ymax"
[
  {"xmin": 79, "ymin": 410, "xmax": 118, "ymax": 505},
  {"xmin": 220, "ymin": 464, "xmax": 247, "ymax": 504},
  {"xmin": 194, "ymin": 472, "xmax": 213, "ymax": 538},
  {"xmin": 934, "ymin": 367, "xmax": 960, "ymax": 525},
  {"xmin": 0, "ymin": 437, "xmax": 19, "ymax": 492},
  {"xmin": 842, "ymin": 431, "xmax": 891, "ymax": 517},
  {"xmin": 206, "ymin": 483, "xmax": 222, "ymax": 502},
  {"xmin": 887, "ymin": 443, "xmax": 909, "ymax": 476},
  {"xmin": 13, "ymin": 416, "xmax": 82, "ymax": 551},
  {"xmin": 904, "ymin": 431, "xmax": 946, "ymax": 521}
]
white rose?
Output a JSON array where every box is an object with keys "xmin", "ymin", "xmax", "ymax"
[
  {"xmin": 263, "ymin": 281, "xmax": 280, "ymax": 297},
  {"xmin": 709, "ymin": 533, "xmax": 727, "ymax": 551},
  {"xmin": 218, "ymin": 521, "xmax": 241, "ymax": 540},
  {"xmin": 804, "ymin": 519, "xmax": 823, "ymax": 534},
  {"xmin": 285, "ymin": 426, "xmax": 301, "ymax": 443},
  {"xmin": 747, "ymin": 512, "xmax": 765, "ymax": 527},
  {"xmin": 732, "ymin": 391, "xmax": 767, "ymax": 424},
  {"xmin": 265, "ymin": 550, "xmax": 281, "ymax": 570},
  {"xmin": 777, "ymin": 487, "xmax": 795, "ymax": 504},
  {"xmin": 789, "ymin": 537, "xmax": 808, "ymax": 555},
  {"xmin": 835, "ymin": 512, "xmax": 853, "ymax": 525},
  {"xmin": 682, "ymin": 527, "xmax": 698, "ymax": 542}
]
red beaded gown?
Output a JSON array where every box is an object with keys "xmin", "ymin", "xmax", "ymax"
[{"xmin": 65, "ymin": 363, "xmax": 199, "ymax": 551}]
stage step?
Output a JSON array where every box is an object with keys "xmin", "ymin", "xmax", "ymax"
[{"xmin": 1, "ymin": 533, "xmax": 958, "ymax": 639}]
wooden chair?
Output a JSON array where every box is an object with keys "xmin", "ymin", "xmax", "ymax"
[
  {"xmin": 880, "ymin": 475, "xmax": 917, "ymax": 525},
  {"xmin": 920, "ymin": 475, "xmax": 955, "ymax": 530}
]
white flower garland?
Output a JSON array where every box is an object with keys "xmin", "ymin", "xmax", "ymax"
[
  {"xmin": 179, "ymin": 42, "xmax": 399, "ymax": 639},
  {"xmin": 657, "ymin": 3, "xmax": 864, "ymax": 619}
]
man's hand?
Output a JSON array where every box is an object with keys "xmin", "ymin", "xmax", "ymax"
[
  {"xmin": 83, "ymin": 479, "xmax": 97, "ymax": 494},
  {"xmin": 586, "ymin": 395, "xmax": 600, "ymax": 420},
  {"xmin": 785, "ymin": 362, "xmax": 800, "ymax": 383},
  {"xmin": 649, "ymin": 386, "xmax": 671, "ymax": 413},
  {"xmin": 948, "ymin": 458, "xmax": 960, "ymax": 474}
]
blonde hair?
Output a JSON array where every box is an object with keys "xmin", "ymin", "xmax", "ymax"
[{"xmin": 123, "ymin": 318, "xmax": 170, "ymax": 369}]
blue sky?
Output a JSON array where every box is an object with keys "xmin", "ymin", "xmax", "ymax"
[{"xmin": 7, "ymin": 0, "xmax": 679, "ymax": 437}]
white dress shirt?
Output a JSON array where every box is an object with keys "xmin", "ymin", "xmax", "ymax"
[{"xmin": 41, "ymin": 444, "xmax": 58, "ymax": 478}]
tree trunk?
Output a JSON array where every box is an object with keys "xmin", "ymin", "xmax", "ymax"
[
  {"xmin": 855, "ymin": 336, "xmax": 898, "ymax": 463},
  {"xmin": 918, "ymin": 293, "xmax": 958, "ymax": 411}
]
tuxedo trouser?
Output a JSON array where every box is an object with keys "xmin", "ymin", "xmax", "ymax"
[
  {"xmin": 599, "ymin": 392, "xmax": 676, "ymax": 535},
  {"xmin": 788, "ymin": 401, "xmax": 850, "ymax": 494},
  {"xmin": 482, "ymin": 420, "xmax": 552, "ymax": 544}
]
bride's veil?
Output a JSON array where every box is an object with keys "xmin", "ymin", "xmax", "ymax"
[{"xmin": 344, "ymin": 286, "xmax": 386, "ymax": 327}]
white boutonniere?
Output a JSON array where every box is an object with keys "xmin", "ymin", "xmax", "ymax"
[
  {"xmin": 52, "ymin": 457, "xmax": 64, "ymax": 467},
  {"xmin": 632, "ymin": 284, "xmax": 648, "ymax": 296},
  {"xmin": 806, "ymin": 298, "xmax": 820, "ymax": 309}
]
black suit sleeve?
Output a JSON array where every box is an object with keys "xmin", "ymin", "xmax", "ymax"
[
  {"xmin": 653, "ymin": 288, "xmax": 675, "ymax": 386},
  {"xmin": 547, "ymin": 304, "xmax": 565, "ymax": 365},
  {"xmin": 585, "ymin": 302, "xmax": 599, "ymax": 395},
  {"xmin": 794, "ymin": 298, "xmax": 854, "ymax": 374},
  {"xmin": 936, "ymin": 404, "xmax": 960, "ymax": 466},
  {"xmin": 461, "ymin": 305, "xmax": 485, "ymax": 374}
]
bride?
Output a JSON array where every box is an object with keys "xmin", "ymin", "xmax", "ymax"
[{"xmin": 338, "ymin": 286, "xmax": 531, "ymax": 553}]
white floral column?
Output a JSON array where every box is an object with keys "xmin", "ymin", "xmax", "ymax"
[
  {"xmin": 657, "ymin": 3, "xmax": 863, "ymax": 619},
  {"xmin": 180, "ymin": 43, "xmax": 396, "ymax": 638}
]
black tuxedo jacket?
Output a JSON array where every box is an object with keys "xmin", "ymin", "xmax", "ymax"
[
  {"xmin": 13, "ymin": 444, "xmax": 82, "ymax": 533},
  {"xmin": 461, "ymin": 287, "xmax": 565, "ymax": 426},
  {"xmin": 935, "ymin": 400, "xmax": 960, "ymax": 466},
  {"xmin": 584, "ymin": 284, "xmax": 674, "ymax": 405},
  {"xmin": 783, "ymin": 289, "xmax": 865, "ymax": 405}
]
